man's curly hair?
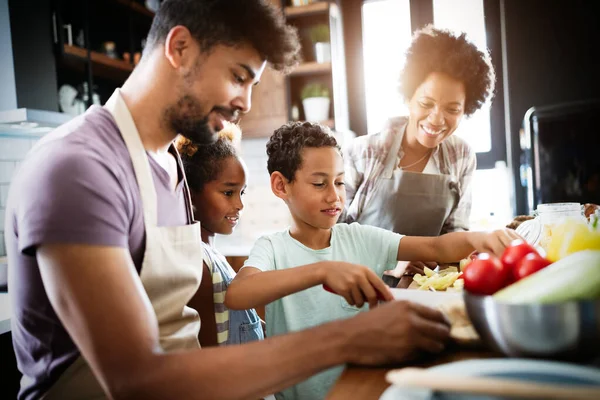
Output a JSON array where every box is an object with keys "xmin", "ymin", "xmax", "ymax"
[
  {"xmin": 146, "ymin": 0, "xmax": 301, "ymax": 72},
  {"xmin": 400, "ymin": 24, "xmax": 495, "ymax": 116},
  {"xmin": 267, "ymin": 122, "xmax": 340, "ymax": 182}
]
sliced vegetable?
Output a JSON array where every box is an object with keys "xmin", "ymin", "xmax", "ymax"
[{"xmin": 493, "ymin": 250, "xmax": 600, "ymax": 303}]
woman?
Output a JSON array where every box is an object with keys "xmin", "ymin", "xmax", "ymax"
[
  {"xmin": 178, "ymin": 123, "xmax": 264, "ymax": 346},
  {"xmin": 344, "ymin": 25, "xmax": 495, "ymax": 281}
]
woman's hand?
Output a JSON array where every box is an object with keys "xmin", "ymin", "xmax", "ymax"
[
  {"xmin": 468, "ymin": 229, "xmax": 522, "ymax": 258},
  {"xmin": 403, "ymin": 261, "xmax": 438, "ymax": 276},
  {"xmin": 320, "ymin": 262, "xmax": 394, "ymax": 308}
]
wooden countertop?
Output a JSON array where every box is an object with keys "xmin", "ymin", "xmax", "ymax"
[{"xmin": 326, "ymin": 346, "xmax": 501, "ymax": 400}]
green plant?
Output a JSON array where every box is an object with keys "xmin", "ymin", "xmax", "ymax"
[
  {"xmin": 309, "ymin": 24, "xmax": 330, "ymax": 43},
  {"xmin": 301, "ymin": 83, "xmax": 330, "ymax": 100}
]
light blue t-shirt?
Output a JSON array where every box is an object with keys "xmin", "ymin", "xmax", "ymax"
[{"xmin": 243, "ymin": 222, "xmax": 403, "ymax": 400}]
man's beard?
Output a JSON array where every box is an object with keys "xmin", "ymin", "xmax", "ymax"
[{"xmin": 164, "ymin": 95, "xmax": 216, "ymax": 146}]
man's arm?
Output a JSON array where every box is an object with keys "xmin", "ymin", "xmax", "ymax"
[
  {"xmin": 38, "ymin": 244, "xmax": 346, "ymax": 399},
  {"xmin": 226, "ymin": 261, "xmax": 393, "ymax": 311},
  {"xmin": 397, "ymin": 229, "xmax": 521, "ymax": 263},
  {"xmin": 39, "ymin": 243, "xmax": 446, "ymax": 399}
]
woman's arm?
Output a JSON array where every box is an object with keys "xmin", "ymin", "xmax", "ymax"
[{"xmin": 397, "ymin": 229, "xmax": 521, "ymax": 263}]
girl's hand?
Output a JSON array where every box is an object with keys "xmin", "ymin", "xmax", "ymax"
[
  {"xmin": 321, "ymin": 262, "xmax": 393, "ymax": 308},
  {"xmin": 468, "ymin": 229, "xmax": 522, "ymax": 258}
]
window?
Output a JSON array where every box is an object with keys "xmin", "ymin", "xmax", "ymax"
[
  {"xmin": 361, "ymin": 0, "xmax": 412, "ymax": 135},
  {"xmin": 433, "ymin": 0, "xmax": 491, "ymax": 153}
]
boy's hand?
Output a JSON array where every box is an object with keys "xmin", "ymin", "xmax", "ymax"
[
  {"xmin": 468, "ymin": 229, "xmax": 522, "ymax": 258},
  {"xmin": 320, "ymin": 262, "xmax": 394, "ymax": 308},
  {"xmin": 342, "ymin": 300, "xmax": 450, "ymax": 365}
]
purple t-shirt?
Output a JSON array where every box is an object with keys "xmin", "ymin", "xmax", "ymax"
[{"xmin": 5, "ymin": 106, "xmax": 190, "ymax": 399}]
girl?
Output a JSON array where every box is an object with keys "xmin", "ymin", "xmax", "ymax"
[{"xmin": 177, "ymin": 123, "xmax": 264, "ymax": 346}]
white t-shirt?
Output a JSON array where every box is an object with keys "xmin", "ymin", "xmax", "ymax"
[{"xmin": 243, "ymin": 222, "xmax": 403, "ymax": 400}]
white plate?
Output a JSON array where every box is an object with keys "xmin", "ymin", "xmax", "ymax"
[
  {"xmin": 379, "ymin": 358, "xmax": 600, "ymax": 400},
  {"xmin": 390, "ymin": 288, "xmax": 462, "ymax": 307}
]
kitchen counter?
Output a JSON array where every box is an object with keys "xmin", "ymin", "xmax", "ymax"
[{"xmin": 326, "ymin": 346, "xmax": 500, "ymax": 399}]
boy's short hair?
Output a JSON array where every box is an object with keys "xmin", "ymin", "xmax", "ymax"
[
  {"xmin": 266, "ymin": 121, "xmax": 341, "ymax": 182},
  {"xmin": 146, "ymin": 0, "xmax": 301, "ymax": 72}
]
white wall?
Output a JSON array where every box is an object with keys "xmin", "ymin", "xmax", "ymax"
[
  {"xmin": 214, "ymin": 137, "xmax": 292, "ymax": 256},
  {"xmin": 0, "ymin": 136, "xmax": 38, "ymax": 256}
]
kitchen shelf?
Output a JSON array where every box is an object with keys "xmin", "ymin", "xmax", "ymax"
[
  {"xmin": 289, "ymin": 61, "xmax": 332, "ymax": 76},
  {"xmin": 285, "ymin": 2, "xmax": 329, "ymax": 19},
  {"xmin": 62, "ymin": 45, "xmax": 134, "ymax": 81},
  {"xmin": 112, "ymin": 0, "xmax": 155, "ymax": 18}
]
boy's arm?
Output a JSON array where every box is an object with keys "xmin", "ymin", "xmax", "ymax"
[
  {"xmin": 397, "ymin": 229, "xmax": 521, "ymax": 263},
  {"xmin": 39, "ymin": 243, "xmax": 445, "ymax": 400},
  {"xmin": 225, "ymin": 263, "xmax": 326, "ymax": 310},
  {"xmin": 226, "ymin": 261, "xmax": 393, "ymax": 310}
]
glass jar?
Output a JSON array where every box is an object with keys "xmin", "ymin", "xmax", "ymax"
[{"xmin": 536, "ymin": 203, "xmax": 586, "ymax": 252}]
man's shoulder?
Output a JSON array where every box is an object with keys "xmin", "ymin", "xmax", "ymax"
[
  {"xmin": 21, "ymin": 107, "xmax": 128, "ymax": 181},
  {"xmin": 31, "ymin": 106, "xmax": 122, "ymax": 158},
  {"xmin": 8, "ymin": 106, "xmax": 133, "ymax": 217}
]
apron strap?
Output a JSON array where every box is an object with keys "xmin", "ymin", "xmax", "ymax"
[
  {"xmin": 171, "ymin": 145, "xmax": 196, "ymax": 224},
  {"xmin": 105, "ymin": 90, "xmax": 158, "ymax": 226},
  {"xmin": 104, "ymin": 90, "xmax": 196, "ymax": 226}
]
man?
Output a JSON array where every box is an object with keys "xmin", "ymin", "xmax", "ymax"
[{"xmin": 6, "ymin": 1, "xmax": 450, "ymax": 399}]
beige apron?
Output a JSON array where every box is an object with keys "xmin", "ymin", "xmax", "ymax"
[
  {"xmin": 355, "ymin": 131, "xmax": 459, "ymax": 237},
  {"xmin": 41, "ymin": 90, "xmax": 204, "ymax": 399}
]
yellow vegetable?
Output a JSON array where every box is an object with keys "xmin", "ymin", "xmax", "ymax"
[{"xmin": 546, "ymin": 218, "xmax": 600, "ymax": 262}]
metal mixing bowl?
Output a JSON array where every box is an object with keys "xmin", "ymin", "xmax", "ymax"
[{"xmin": 464, "ymin": 291, "xmax": 600, "ymax": 361}]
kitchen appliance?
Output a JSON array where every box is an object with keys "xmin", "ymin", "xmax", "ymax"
[
  {"xmin": 464, "ymin": 292, "xmax": 600, "ymax": 362},
  {"xmin": 520, "ymin": 99, "xmax": 600, "ymax": 214}
]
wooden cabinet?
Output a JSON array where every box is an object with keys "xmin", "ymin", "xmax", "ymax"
[
  {"xmin": 53, "ymin": 0, "xmax": 154, "ymax": 107},
  {"xmin": 284, "ymin": 1, "xmax": 349, "ymax": 132},
  {"xmin": 241, "ymin": 1, "xmax": 349, "ymax": 138},
  {"xmin": 239, "ymin": 68, "xmax": 288, "ymax": 138}
]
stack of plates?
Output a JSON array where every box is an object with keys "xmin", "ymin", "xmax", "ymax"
[{"xmin": 379, "ymin": 359, "xmax": 600, "ymax": 400}]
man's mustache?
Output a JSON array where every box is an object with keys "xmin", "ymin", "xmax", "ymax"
[{"xmin": 212, "ymin": 107, "xmax": 241, "ymax": 124}]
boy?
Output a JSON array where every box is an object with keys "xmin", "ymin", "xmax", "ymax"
[{"xmin": 226, "ymin": 121, "xmax": 520, "ymax": 399}]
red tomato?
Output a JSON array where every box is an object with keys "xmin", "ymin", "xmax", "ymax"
[
  {"xmin": 514, "ymin": 253, "xmax": 552, "ymax": 281},
  {"xmin": 463, "ymin": 253, "xmax": 510, "ymax": 295},
  {"xmin": 500, "ymin": 239, "xmax": 539, "ymax": 271}
]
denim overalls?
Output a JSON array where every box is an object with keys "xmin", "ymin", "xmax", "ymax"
[{"xmin": 202, "ymin": 243, "xmax": 264, "ymax": 344}]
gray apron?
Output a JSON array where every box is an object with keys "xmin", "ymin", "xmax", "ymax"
[
  {"xmin": 40, "ymin": 89, "xmax": 204, "ymax": 399},
  {"xmin": 355, "ymin": 131, "xmax": 460, "ymax": 237}
]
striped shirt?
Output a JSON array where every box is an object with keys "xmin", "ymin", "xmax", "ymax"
[
  {"xmin": 342, "ymin": 116, "xmax": 476, "ymax": 233},
  {"xmin": 202, "ymin": 243, "xmax": 264, "ymax": 345},
  {"xmin": 202, "ymin": 243, "xmax": 231, "ymax": 344}
]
